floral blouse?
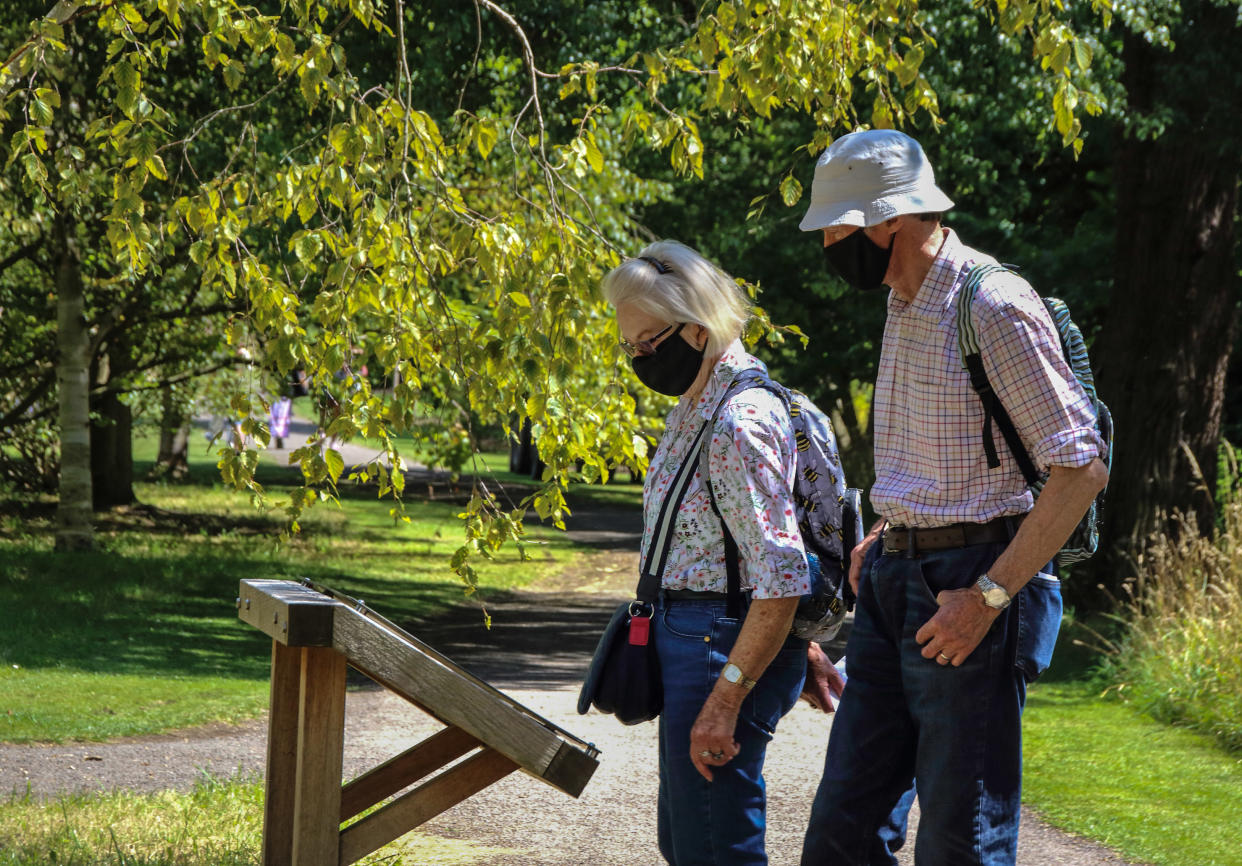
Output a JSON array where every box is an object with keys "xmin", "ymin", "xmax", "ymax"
[{"xmin": 639, "ymin": 341, "xmax": 810, "ymax": 599}]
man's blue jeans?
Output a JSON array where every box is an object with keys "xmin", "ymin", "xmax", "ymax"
[
  {"xmin": 655, "ymin": 596, "xmax": 808, "ymax": 865},
  {"xmin": 801, "ymin": 541, "xmax": 1062, "ymax": 866}
]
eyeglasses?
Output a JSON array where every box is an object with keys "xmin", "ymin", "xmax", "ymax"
[{"xmin": 619, "ymin": 322, "xmax": 681, "ymax": 358}]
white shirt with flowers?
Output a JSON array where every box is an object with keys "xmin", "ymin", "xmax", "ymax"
[{"xmin": 639, "ymin": 340, "xmax": 810, "ymax": 599}]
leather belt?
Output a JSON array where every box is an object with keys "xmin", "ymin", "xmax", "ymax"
[
  {"xmin": 882, "ymin": 514, "xmax": 1025, "ymax": 556},
  {"xmin": 663, "ymin": 589, "xmax": 738, "ymax": 602}
]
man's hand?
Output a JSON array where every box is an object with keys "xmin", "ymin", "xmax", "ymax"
[
  {"xmin": 849, "ymin": 520, "xmax": 886, "ymax": 595},
  {"xmin": 689, "ymin": 694, "xmax": 742, "ymax": 781},
  {"xmin": 800, "ymin": 642, "xmax": 846, "ymax": 713},
  {"xmin": 914, "ymin": 587, "xmax": 1001, "ymax": 666}
]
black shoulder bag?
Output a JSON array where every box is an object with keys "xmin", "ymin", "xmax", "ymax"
[{"xmin": 577, "ymin": 418, "xmax": 715, "ymax": 724}]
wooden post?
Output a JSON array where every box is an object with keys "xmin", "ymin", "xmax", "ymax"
[
  {"xmin": 262, "ymin": 641, "xmax": 303, "ymax": 866},
  {"xmin": 292, "ymin": 647, "xmax": 347, "ymax": 866}
]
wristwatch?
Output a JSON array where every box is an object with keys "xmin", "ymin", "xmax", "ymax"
[
  {"xmin": 976, "ymin": 574, "xmax": 1012, "ymax": 610},
  {"xmin": 722, "ymin": 662, "xmax": 757, "ymax": 691}
]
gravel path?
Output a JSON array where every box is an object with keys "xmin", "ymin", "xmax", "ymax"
[{"xmin": 0, "ymin": 430, "xmax": 1141, "ymax": 864}]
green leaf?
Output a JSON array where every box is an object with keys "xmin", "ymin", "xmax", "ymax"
[
  {"xmin": 475, "ymin": 118, "xmax": 498, "ymax": 159},
  {"xmin": 145, "ymin": 154, "xmax": 167, "ymax": 181},
  {"xmin": 325, "ymin": 448, "xmax": 345, "ymax": 484},
  {"xmin": 779, "ymin": 174, "xmax": 802, "ymax": 207},
  {"xmin": 294, "ymin": 232, "xmax": 323, "ymax": 264},
  {"xmin": 584, "ymin": 134, "xmax": 604, "ymax": 173},
  {"xmin": 508, "ymin": 291, "xmax": 531, "ymax": 308},
  {"xmin": 1073, "ymin": 39, "xmax": 1092, "ymax": 72}
]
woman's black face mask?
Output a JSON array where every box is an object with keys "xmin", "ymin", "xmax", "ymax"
[
  {"xmin": 823, "ymin": 228, "xmax": 893, "ymax": 292},
  {"xmin": 630, "ymin": 323, "xmax": 705, "ymax": 396}
]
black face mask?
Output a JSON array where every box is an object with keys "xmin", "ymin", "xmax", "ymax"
[
  {"xmin": 823, "ymin": 229, "xmax": 893, "ymax": 291},
  {"xmin": 630, "ymin": 323, "xmax": 705, "ymax": 396}
]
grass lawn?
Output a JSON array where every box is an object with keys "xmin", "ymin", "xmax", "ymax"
[
  {"xmin": 0, "ymin": 431, "xmax": 639, "ymax": 744},
  {"xmin": 1021, "ymin": 625, "xmax": 1242, "ymax": 866},
  {"xmin": 0, "ymin": 774, "xmax": 519, "ymax": 866}
]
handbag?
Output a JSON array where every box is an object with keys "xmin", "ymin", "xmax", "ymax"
[
  {"xmin": 577, "ymin": 416, "xmax": 716, "ymax": 724},
  {"xmin": 576, "ymin": 573, "xmax": 662, "ymax": 725}
]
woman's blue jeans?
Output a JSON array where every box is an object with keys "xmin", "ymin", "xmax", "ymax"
[
  {"xmin": 655, "ymin": 595, "xmax": 808, "ymax": 865},
  {"xmin": 801, "ymin": 541, "xmax": 1062, "ymax": 866}
]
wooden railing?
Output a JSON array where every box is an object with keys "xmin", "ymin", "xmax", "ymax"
[{"xmin": 238, "ymin": 578, "xmax": 600, "ymax": 866}]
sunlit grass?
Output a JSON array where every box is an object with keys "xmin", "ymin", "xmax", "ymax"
[
  {"xmin": 0, "ymin": 434, "xmax": 608, "ymax": 743},
  {"xmin": 1024, "ymin": 679, "xmax": 1242, "ymax": 866},
  {"xmin": 0, "ymin": 775, "xmax": 521, "ymax": 866},
  {"xmin": 1095, "ymin": 504, "xmax": 1242, "ymax": 754}
]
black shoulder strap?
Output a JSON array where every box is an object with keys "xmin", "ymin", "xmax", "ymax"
[
  {"xmin": 701, "ymin": 372, "xmax": 790, "ymax": 618},
  {"xmin": 957, "ymin": 264, "xmax": 1041, "ymax": 487},
  {"xmin": 638, "ymin": 419, "xmax": 714, "ymax": 601}
]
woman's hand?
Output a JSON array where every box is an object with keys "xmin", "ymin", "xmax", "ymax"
[
  {"xmin": 689, "ymin": 694, "xmax": 743, "ymax": 781},
  {"xmin": 688, "ymin": 596, "xmax": 799, "ymax": 781},
  {"xmin": 800, "ymin": 642, "xmax": 845, "ymax": 713}
]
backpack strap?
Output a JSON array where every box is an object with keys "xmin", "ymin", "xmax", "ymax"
[
  {"xmin": 700, "ymin": 372, "xmax": 791, "ymax": 619},
  {"xmin": 638, "ymin": 418, "xmax": 715, "ymax": 602},
  {"xmin": 956, "ymin": 264, "xmax": 1041, "ymax": 487}
]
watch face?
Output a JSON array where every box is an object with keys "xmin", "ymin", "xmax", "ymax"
[{"xmin": 724, "ymin": 664, "xmax": 740, "ymax": 683}]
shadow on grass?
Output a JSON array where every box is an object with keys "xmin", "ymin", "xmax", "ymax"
[{"xmin": 0, "ymin": 547, "xmax": 501, "ymax": 682}]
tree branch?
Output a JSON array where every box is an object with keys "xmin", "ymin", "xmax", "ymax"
[
  {"xmin": 0, "ymin": 1, "xmax": 101, "ymax": 100},
  {"xmin": 0, "ymin": 237, "xmax": 44, "ymax": 278}
]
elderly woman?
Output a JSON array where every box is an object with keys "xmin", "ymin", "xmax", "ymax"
[{"xmin": 602, "ymin": 240, "xmax": 818, "ymax": 865}]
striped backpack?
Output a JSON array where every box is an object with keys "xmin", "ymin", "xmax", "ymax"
[{"xmin": 956, "ymin": 264, "xmax": 1113, "ymax": 566}]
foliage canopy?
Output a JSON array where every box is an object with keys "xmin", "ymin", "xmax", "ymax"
[{"xmin": 1, "ymin": 0, "xmax": 1111, "ymax": 585}]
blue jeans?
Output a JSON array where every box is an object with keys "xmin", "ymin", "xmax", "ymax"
[
  {"xmin": 801, "ymin": 542, "xmax": 1062, "ymax": 866},
  {"xmin": 655, "ymin": 596, "xmax": 808, "ymax": 865}
]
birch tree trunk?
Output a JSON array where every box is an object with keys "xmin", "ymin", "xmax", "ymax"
[{"xmin": 54, "ymin": 217, "xmax": 93, "ymax": 551}]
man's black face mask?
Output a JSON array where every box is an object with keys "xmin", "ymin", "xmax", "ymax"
[{"xmin": 823, "ymin": 228, "xmax": 893, "ymax": 292}]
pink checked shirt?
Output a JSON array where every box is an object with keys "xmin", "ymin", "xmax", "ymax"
[
  {"xmin": 872, "ymin": 229, "xmax": 1106, "ymax": 528},
  {"xmin": 640, "ymin": 341, "xmax": 810, "ymax": 599}
]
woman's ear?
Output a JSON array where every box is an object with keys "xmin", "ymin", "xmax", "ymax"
[{"xmin": 694, "ymin": 324, "xmax": 709, "ymax": 351}]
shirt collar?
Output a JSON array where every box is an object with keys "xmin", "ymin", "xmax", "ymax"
[
  {"xmin": 685, "ymin": 339, "xmax": 765, "ymax": 421},
  {"xmin": 887, "ymin": 228, "xmax": 979, "ymax": 321}
]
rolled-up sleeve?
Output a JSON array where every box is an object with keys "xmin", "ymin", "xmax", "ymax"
[
  {"xmin": 705, "ymin": 391, "xmax": 810, "ymax": 600},
  {"xmin": 974, "ymin": 274, "xmax": 1106, "ymax": 472}
]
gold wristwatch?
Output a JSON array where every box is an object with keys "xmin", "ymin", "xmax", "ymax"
[{"xmin": 722, "ymin": 662, "xmax": 757, "ymax": 690}]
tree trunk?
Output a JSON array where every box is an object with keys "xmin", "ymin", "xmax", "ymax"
[
  {"xmin": 54, "ymin": 217, "xmax": 94, "ymax": 551},
  {"xmin": 90, "ymin": 380, "xmax": 135, "ymax": 509},
  {"xmin": 153, "ymin": 384, "xmax": 190, "ymax": 480},
  {"xmin": 1084, "ymin": 6, "xmax": 1242, "ymax": 608}
]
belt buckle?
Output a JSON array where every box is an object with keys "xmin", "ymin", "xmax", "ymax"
[{"xmin": 881, "ymin": 528, "xmax": 900, "ymax": 555}]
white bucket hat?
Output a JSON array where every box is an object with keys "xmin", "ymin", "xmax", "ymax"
[{"xmin": 799, "ymin": 129, "xmax": 955, "ymax": 231}]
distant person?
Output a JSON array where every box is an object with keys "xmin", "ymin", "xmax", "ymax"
[
  {"xmin": 601, "ymin": 241, "xmax": 841, "ymax": 866},
  {"xmin": 796, "ymin": 130, "xmax": 1108, "ymax": 865},
  {"xmin": 270, "ymin": 394, "xmax": 292, "ymax": 450}
]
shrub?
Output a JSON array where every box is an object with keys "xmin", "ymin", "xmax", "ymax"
[{"xmin": 1104, "ymin": 506, "xmax": 1242, "ymax": 753}]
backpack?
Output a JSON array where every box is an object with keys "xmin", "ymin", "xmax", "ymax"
[
  {"xmin": 956, "ymin": 263, "xmax": 1114, "ymax": 566},
  {"xmin": 705, "ymin": 370, "xmax": 864, "ymax": 642}
]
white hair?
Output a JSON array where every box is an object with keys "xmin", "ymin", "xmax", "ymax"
[{"xmin": 600, "ymin": 240, "xmax": 750, "ymax": 358}]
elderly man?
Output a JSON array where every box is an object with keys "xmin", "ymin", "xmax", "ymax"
[{"xmin": 797, "ymin": 130, "xmax": 1109, "ymax": 865}]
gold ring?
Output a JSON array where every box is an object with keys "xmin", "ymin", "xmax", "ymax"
[{"xmin": 938, "ymin": 652, "xmax": 951, "ymax": 661}]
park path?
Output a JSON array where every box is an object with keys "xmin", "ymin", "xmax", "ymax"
[{"xmin": 0, "ymin": 423, "xmax": 1142, "ymax": 865}]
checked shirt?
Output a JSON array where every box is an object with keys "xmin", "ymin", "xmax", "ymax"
[{"xmin": 871, "ymin": 229, "xmax": 1106, "ymax": 529}]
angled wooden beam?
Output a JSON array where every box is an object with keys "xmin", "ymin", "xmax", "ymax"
[
  {"xmin": 338, "ymin": 748, "xmax": 519, "ymax": 866},
  {"xmin": 332, "ymin": 603, "xmax": 598, "ymax": 798},
  {"xmin": 340, "ymin": 726, "xmax": 480, "ymax": 821}
]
